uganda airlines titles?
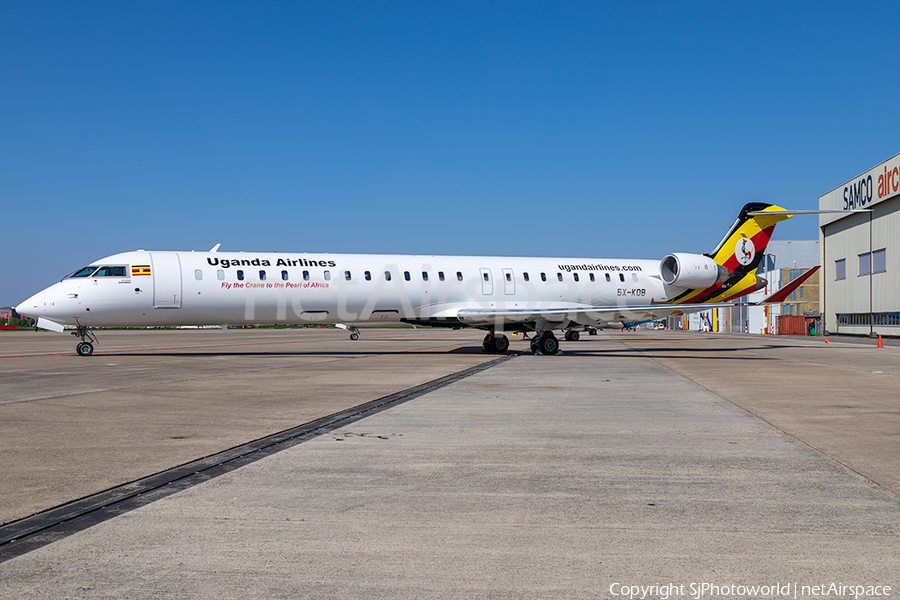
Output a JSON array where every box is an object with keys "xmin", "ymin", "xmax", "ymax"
[{"xmin": 207, "ymin": 257, "xmax": 337, "ymax": 269}]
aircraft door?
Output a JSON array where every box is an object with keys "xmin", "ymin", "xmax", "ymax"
[
  {"xmin": 479, "ymin": 268, "xmax": 493, "ymax": 296},
  {"xmin": 150, "ymin": 252, "xmax": 183, "ymax": 308},
  {"xmin": 502, "ymin": 268, "xmax": 515, "ymax": 295}
]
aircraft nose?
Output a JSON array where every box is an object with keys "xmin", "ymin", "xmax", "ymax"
[{"xmin": 15, "ymin": 299, "xmax": 35, "ymax": 319}]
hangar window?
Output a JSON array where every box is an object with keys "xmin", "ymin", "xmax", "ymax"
[
  {"xmin": 93, "ymin": 266, "xmax": 127, "ymax": 277},
  {"xmin": 874, "ymin": 248, "xmax": 886, "ymax": 273},
  {"xmin": 237, "ymin": 270, "xmax": 244, "ymax": 281},
  {"xmin": 859, "ymin": 253, "xmax": 871, "ymax": 276},
  {"xmin": 573, "ymin": 273, "xmax": 579, "ymax": 282},
  {"xmin": 835, "ymin": 259, "xmax": 845, "ymax": 280},
  {"xmin": 282, "ymin": 270, "xmax": 289, "ymax": 281},
  {"xmin": 422, "ymin": 271, "xmax": 428, "ymax": 281},
  {"xmin": 405, "ymin": 271, "xmax": 411, "ymax": 281},
  {"xmin": 303, "ymin": 270, "xmax": 310, "ymax": 281},
  {"xmin": 217, "ymin": 270, "xmax": 225, "ymax": 281},
  {"xmin": 259, "ymin": 270, "xmax": 266, "ymax": 281},
  {"xmin": 457, "ymin": 271, "xmax": 463, "ymax": 281},
  {"xmin": 438, "ymin": 271, "xmax": 445, "ymax": 281},
  {"xmin": 385, "ymin": 271, "xmax": 392, "ymax": 281},
  {"xmin": 541, "ymin": 273, "xmax": 547, "ymax": 282},
  {"xmin": 345, "ymin": 270, "xmax": 351, "ymax": 281},
  {"xmin": 523, "ymin": 272, "xmax": 530, "ymax": 282},
  {"xmin": 365, "ymin": 271, "xmax": 371, "ymax": 281},
  {"xmin": 324, "ymin": 270, "xmax": 331, "ymax": 281},
  {"xmin": 605, "ymin": 273, "xmax": 611, "ymax": 282},
  {"xmin": 194, "ymin": 270, "xmax": 203, "ymax": 281},
  {"xmin": 619, "ymin": 274, "xmax": 625, "ymax": 282}
]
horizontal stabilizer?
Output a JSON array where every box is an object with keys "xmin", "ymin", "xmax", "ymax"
[{"xmin": 760, "ymin": 266, "xmax": 819, "ymax": 304}]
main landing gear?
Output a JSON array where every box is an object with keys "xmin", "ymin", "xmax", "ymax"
[
  {"xmin": 530, "ymin": 331, "xmax": 561, "ymax": 355},
  {"xmin": 482, "ymin": 332, "xmax": 510, "ymax": 353},
  {"xmin": 72, "ymin": 326, "xmax": 97, "ymax": 356}
]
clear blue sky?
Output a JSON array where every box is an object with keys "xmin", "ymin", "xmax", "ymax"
[{"xmin": 2, "ymin": 1, "xmax": 898, "ymax": 306}]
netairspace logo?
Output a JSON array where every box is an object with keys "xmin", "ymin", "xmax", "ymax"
[{"xmin": 608, "ymin": 582, "xmax": 892, "ymax": 600}]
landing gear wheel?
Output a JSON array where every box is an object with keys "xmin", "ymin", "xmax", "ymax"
[
  {"xmin": 492, "ymin": 334, "xmax": 510, "ymax": 353},
  {"xmin": 349, "ymin": 332, "xmax": 359, "ymax": 341},
  {"xmin": 483, "ymin": 333, "xmax": 509, "ymax": 353},
  {"xmin": 539, "ymin": 334, "xmax": 560, "ymax": 355},
  {"xmin": 530, "ymin": 339, "xmax": 540, "ymax": 354},
  {"xmin": 564, "ymin": 330, "xmax": 580, "ymax": 342},
  {"xmin": 76, "ymin": 342, "xmax": 94, "ymax": 356}
]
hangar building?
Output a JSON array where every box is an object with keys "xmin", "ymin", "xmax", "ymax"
[{"xmin": 819, "ymin": 152, "xmax": 900, "ymax": 336}]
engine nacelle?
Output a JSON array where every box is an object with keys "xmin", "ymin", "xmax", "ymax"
[{"xmin": 659, "ymin": 253, "xmax": 731, "ymax": 289}]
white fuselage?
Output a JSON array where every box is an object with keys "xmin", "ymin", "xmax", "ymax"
[{"xmin": 18, "ymin": 250, "xmax": 677, "ymax": 330}]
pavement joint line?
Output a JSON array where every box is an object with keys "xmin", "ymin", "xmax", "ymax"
[{"xmin": 0, "ymin": 352, "xmax": 515, "ymax": 564}]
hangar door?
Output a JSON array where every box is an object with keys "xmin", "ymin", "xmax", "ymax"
[{"xmin": 150, "ymin": 252, "xmax": 182, "ymax": 308}]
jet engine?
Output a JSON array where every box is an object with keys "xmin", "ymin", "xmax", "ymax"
[{"xmin": 659, "ymin": 253, "xmax": 731, "ymax": 289}]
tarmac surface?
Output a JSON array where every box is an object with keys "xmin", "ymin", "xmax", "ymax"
[{"xmin": 0, "ymin": 328, "xmax": 898, "ymax": 598}]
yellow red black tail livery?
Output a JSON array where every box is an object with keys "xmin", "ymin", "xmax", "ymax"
[{"xmin": 671, "ymin": 203, "xmax": 792, "ymax": 304}]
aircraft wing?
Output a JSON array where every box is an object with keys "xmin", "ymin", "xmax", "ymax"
[{"xmin": 455, "ymin": 301, "xmax": 739, "ymax": 328}]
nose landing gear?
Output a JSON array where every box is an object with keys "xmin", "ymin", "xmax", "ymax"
[{"xmin": 72, "ymin": 327, "xmax": 97, "ymax": 356}]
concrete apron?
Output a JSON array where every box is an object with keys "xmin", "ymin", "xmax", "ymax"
[{"xmin": 1, "ymin": 335, "xmax": 897, "ymax": 598}]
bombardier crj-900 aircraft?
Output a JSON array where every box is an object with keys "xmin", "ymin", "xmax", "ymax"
[{"xmin": 18, "ymin": 203, "xmax": 816, "ymax": 356}]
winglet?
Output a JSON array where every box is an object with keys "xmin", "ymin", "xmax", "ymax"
[
  {"xmin": 210, "ymin": 243, "xmax": 222, "ymax": 253},
  {"xmin": 760, "ymin": 266, "xmax": 819, "ymax": 304}
]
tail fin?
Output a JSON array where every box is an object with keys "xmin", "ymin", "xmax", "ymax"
[
  {"xmin": 706, "ymin": 203, "xmax": 792, "ymax": 274},
  {"xmin": 673, "ymin": 203, "xmax": 792, "ymax": 304}
]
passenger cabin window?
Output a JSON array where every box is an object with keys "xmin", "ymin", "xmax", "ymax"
[
  {"xmin": 605, "ymin": 273, "xmax": 611, "ymax": 282},
  {"xmin": 483, "ymin": 273, "xmax": 489, "ymax": 281},
  {"xmin": 259, "ymin": 270, "xmax": 266, "ymax": 280},
  {"xmin": 195, "ymin": 269, "xmax": 203, "ymax": 281},
  {"xmin": 303, "ymin": 270, "xmax": 310, "ymax": 281},
  {"xmin": 541, "ymin": 273, "xmax": 547, "ymax": 282},
  {"xmin": 217, "ymin": 270, "xmax": 225, "ymax": 280},
  {"xmin": 324, "ymin": 270, "xmax": 331, "ymax": 281},
  {"xmin": 281, "ymin": 270, "xmax": 289, "ymax": 281},
  {"xmin": 632, "ymin": 273, "xmax": 638, "ymax": 282},
  {"xmin": 456, "ymin": 271, "xmax": 463, "ymax": 281},
  {"xmin": 589, "ymin": 273, "xmax": 595, "ymax": 282},
  {"xmin": 573, "ymin": 273, "xmax": 579, "ymax": 282},
  {"xmin": 505, "ymin": 272, "xmax": 511, "ymax": 281},
  {"xmin": 345, "ymin": 270, "xmax": 351, "ymax": 281},
  {"xmin": 422, "ymin": 271, "xmax": 428, "ymax": 281},
  {"xmin": 237, "ymin": 270, "xmax": 244, "ymax": 281},
  {"xmin": 523, "ymin": 272, "xmax": 530, "ymax": 282},
  {"xmin": 385, "ymin": 271, "xmax": 392, "ymax": 281},
  {"xmin": 365, "ymin": 271, "xmax": 371, "ymax": 281},
  {"xmin": 619, "ymin": 274, "xmax": 625, "ymax": 282},
  {"xmin": 438, "ymin": 271, "xmax": 445, "ymax": 281},
  {"xmin": 404, "ymin": 271, "xmax": 411, "ymax": 281},
  {"xmin": 557, "ymin": 273, "xmax": 563, "ymax": 282}
]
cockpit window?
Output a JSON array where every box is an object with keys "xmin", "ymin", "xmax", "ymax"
[
  {"xmin": 93, "ymin": 266, "xmax": 127, "ymax": 277},
  {"xmin": 70, "ymin": 266, "xmax": 99, "ymax": 278}
]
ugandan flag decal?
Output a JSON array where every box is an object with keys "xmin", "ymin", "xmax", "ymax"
[{"xmin": 132, "ymin": 265, "xmax": 152, "ymax": 276}]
